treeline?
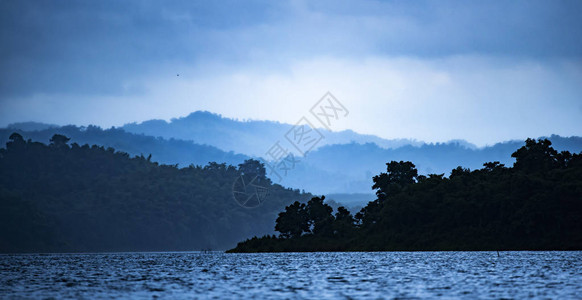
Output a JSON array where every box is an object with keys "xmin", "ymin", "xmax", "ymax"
[
  {"xmin": 228, "ymin": 139, "xmax": 582, "ymax": 252},
  {"xmin": 0, "ymin": 133, "xmax": 311, "ymax": 252}
]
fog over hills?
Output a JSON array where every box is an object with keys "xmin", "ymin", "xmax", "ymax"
[
  {"xmin": 5, "ymin": 112, "xmax": 582, "ymax": 204},
  {"xmin": 292, "ymin": 137, "xmax": 582, "ymax": 195},
  {"xmin": 121, "ymin": 111, "xmax": 426, "ymax": 157}
]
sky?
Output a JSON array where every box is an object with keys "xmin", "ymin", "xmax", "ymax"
[{"xmin": 1, "ymin": 0, "xmax": 581, "ymax": 146}]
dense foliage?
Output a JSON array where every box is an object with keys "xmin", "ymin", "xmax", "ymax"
[
  {"xmin": 0, "ymin": 134, "xmax": 312, "ymax": 252},
  {"xmin": 228, "ymin": 139, "xmax": 582, "ymax": 252}
]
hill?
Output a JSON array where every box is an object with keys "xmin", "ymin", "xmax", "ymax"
[
  {"xmin": 121, "ymin": 111, "xmax": 423, "ymax": 156},
  {"xmin": 0, "ymin": 133, "xmax": 312, "ymax": 252}
]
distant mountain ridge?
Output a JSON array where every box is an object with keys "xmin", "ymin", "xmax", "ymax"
[
  {"xmin": 121, "ymin": 111, "xmax": 428, "ymax": 156},
  {"xmin": 4, "ymin": 114, "xmax": 582, "ymax": 200},
  {"xmin": 293, "ymin": 136, "xmax": 582, "ymax": 194}
]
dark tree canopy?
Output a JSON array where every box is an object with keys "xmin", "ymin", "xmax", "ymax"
[
  {"xmin": 230, "ymin": 138, "xmax": 582, "ymax": 252},
  {"xmin": 237, "ymin": 159, "xmax": 270, "ymax": 186},
  {"xmin": 512, "ymin": 138, "xmax": 559, "ymax": 172},
  {"xmin": 306, "ymin": 196, "xmax": 334, "ymax": 236},
  {"xmin": 372, "ymin": 161, "xmax": 418, "ymax": 200},
  {"xmin": 8, "ymin": 132, "xmax": 24, "ymax": 142},
  {"xmin": 238, "ymin": 159, "xmax": 266, "ymax": 178},
  {"xmin": 275, "ymin": 201, "xmax": 309, "ymax": 239},
  {"xmin": 49, "ymin": 134, "xmax": 71, "ymax": 147}
]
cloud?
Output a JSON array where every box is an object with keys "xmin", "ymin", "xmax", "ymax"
[
  {"xmin": 0, "ymin": 0, "xmax": 581, "ymax": 144},
  {"xmin": 3, "ymin": 55, "xmax": 580, "ymax": 146},
  {"xmin": 2, "ymin": 0, "xmax": 581, "ymax": 96}
]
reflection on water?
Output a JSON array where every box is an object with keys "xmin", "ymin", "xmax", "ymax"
[{"xmin": 0, "ymin": 251, "xmax": 580, "ymax": 299}]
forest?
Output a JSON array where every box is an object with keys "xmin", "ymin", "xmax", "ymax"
[
  {"xmin": 0, "ymin": 133, "xmax": 312, "ymax": 252},
  {"xmin": 228, "ymin": 138, "xmax": 582, "ymax": 252}
]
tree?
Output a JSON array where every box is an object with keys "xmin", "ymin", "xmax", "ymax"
[
  {"xmin": 511, "ymin": 138, "xmax": 558, "ymax": 173},
  {"xmin": 483, "ymin": 161, "xmax": 505, "ymax": 172},
  {"xmin": 333, "ymin": 206, "xmax": 355, "ymax": 237},
  {"xmin": 238, "ymin": 159, "xmax": 265, "ymax": 177},
  {"xmin": 306, "ymin": 196, "xmax": 334, "ymax": 235},
  {"xmin": 372, "ymin": 161, "xmax": 418, "ymax": 201},
  {"xmin": 450, "ymin": 166, "xmax": 470, "ymax": 178},
  {"xmin": 238, "ymin": 159, "xmax": 269, "ymax": 185},
  {"xmin": 8, "ymin": 132, "xmax": 24, "ymax": 143},
  {"xmin": 49, "ymin": 134, "xmax": 70, "ymax": 148},
  {"xmin": 275, "ymin": 201, "xmax": 309, "ymax": 239},
  {"xmin": 6, "ymin": 133, "xmax": 25, "ymax": 151}
]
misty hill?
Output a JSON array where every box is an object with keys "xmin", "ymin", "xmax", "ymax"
[
  {"xmin": 0, "ymin": 125, "xmax": 249, "ymax": 168},
  {"xmin": 121, "ymin": 111, "xmax": 424, "ymax": 156},
  {"xmin": 0, "ymin": 133, "xmax": 312, "ymax": 252}
]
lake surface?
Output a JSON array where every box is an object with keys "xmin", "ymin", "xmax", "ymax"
[{"xmin": 1, "ymin": 251, "xmax": 580, "ymax": 299}]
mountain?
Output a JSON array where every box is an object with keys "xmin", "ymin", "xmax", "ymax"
[{"xmin": 121, "ymin": 111, "xmax": 425, "ymax": 156}]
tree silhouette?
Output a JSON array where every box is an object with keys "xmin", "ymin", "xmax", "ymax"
[
  {"xmin": 511, "ymin": 138, "xmax": 558, "ymax": 173},
  {"xmin": 450, "ymin": 166, "xmax": 471, "ymax": 178},
  {"xmin": 306, "ymin": 196, "xmax": 334, "ymax": 236},
  {"xmin": 49, "ymin": 134, "xmax": 70, "ymax": 148},
  {"xmin": 237, "ymin": 159, "xmax": 270, "ymax": 186},
  {"xmin": 482, "ymin": 161, "xmax": 505, "ymax": 172},
  {"xmin": 6, "ymin": 133, "xmax": 25, "ymax": 151},
  {"xmin": 275, "ymin": 201, "xmax": 309, "ymax": 239},
  {"xmin": 372, "ymin": 161, "xmax": 418, "ymax": 201},
  {"xmin": 333, "ymin": 206, "xmax": 355, "ymax": 237}
]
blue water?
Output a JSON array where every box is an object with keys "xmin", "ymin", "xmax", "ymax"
[{"xmin": 1, "ymin": 251, "xmax": 580, "ymax": 299}]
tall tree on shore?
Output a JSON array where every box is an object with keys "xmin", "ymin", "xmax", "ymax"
[
  {"xmin": 372, "ymin": 161, "xmax": 418, "ymax": 201},
  {"xmin": 275, "ymin": 201, "xmax": 309, "ymax": 239}
]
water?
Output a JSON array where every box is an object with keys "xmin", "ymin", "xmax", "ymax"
[{"xmin": 0, "ymin": 251, "xmax": 580, "ymax": 299}]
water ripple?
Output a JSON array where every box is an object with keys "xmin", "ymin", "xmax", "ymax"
[{"xmin": 0, "ymin": 251, "xmax": 580, "ymax": 299}]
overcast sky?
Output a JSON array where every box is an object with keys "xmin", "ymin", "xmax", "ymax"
[{"xmin": 1, "ymin": 0, "xmax": 581, "ymax": 146}]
